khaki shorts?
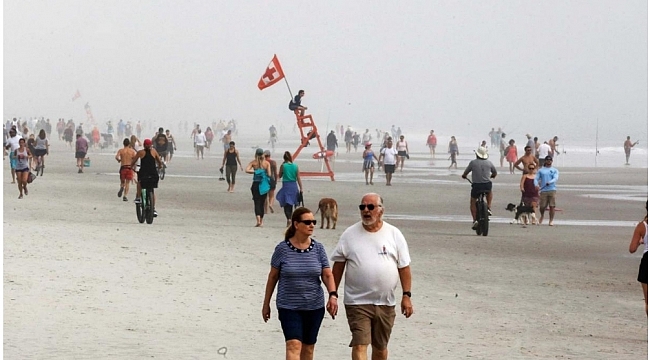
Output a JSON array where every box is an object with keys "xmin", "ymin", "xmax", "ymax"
[
  {"xmin": 539, "ymin": 190, "xmax": 556, "ymax": 209},
  {"xmin": 345, "ymin": 304, "xmax": 396, "ymax": 349}
]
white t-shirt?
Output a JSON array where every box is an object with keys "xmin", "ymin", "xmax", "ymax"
[
  {"xmin": 537, "ymin": 143, "xmax": 551, "ymax": 159},
  {"xmin": 380, "ymin": 147, "xmax": 398, "ymax": 165},
  {"xmin": 194, "ymin": 133, "xmax": 207, "ymax": 146},
  {"xmin": 5, "ymin": 135, "xmax": 22, "ymax": 151},
  {"xmin": 362, "ymin": 132, "xmax": 371, "ymax": 143},
  {"xmin": 330, "ymin": 221, "xmax": 411, "ymax": 306}
]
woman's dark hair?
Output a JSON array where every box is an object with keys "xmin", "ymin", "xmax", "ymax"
[
  {"xmin": 284, "ymin": 207, "xmax": 312, "ymax": 239},
  {"xmin": 38, "ymin": 129, "xmax": 46, "ymax": 139},
  {"xmin": 283, "ymin": 151, "xmax": 292, "ymax": 163}
]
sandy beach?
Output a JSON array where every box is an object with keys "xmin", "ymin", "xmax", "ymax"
[{"xmin": 4, "ymin": 134, "xmax": 648, "ymax": 359}]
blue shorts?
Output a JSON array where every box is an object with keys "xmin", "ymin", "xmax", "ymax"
[
  {"xmin": 278, "ymin": 307, "xmax": 325, "ymax": 345},
  {"xmin": 9, "ymin": 152, "xmax": 17, "ymax": 169}
]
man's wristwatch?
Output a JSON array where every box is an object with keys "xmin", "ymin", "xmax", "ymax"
[
  {"xmin": 329, "ymin": 291, "xmax": 338, "ymax": 298},
  {"xmin": 402, "ymin": 291, "xmax": 412, "ymax": 298}
]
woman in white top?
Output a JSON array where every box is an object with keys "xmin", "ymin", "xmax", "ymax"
[
  {"xmin": 194, "ymin": 129, "xmax": 207, "ymax": 160},
  {"xmin": 395, "ymin": 135, "xmax": 409, "ymax": 171},
  {"xmin": 629, "ymin": 200, "xmax": 648, "ymax": 315}
]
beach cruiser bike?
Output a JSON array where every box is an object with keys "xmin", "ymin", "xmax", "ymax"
[
  {"xmin": 466, "ymin": 178, "xmax": 489, "ymax": 236},
  {"xmin": 136, "ymin": 176, "xmax": 157, "ymax": 224}
]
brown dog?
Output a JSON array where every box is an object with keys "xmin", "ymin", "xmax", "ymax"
[{"xmin": 316, "ymin": 198, "xmax": 338, "ymax": 229}]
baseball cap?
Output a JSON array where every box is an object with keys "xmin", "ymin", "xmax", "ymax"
[
  {"xmin": 255, "ymin": 148, "xmax": 264, "ymax": 156},
  {"xmin": 544, "ymin": 155, "xmax": 553, "ymax": 161},
  {"xmin": 263, "ymin": 150, "xmax": 271, "ymax": 157},
  {"xmin": 143, "ymin": 138, "xmax": 152, "ymax": 147},
  {"xmin": 474, "ymin": 146, "xmax": 489, "ymax": 159},
  {"xmin": 365, "ymin": 142, "xmax": 372, "ymax": 146}
]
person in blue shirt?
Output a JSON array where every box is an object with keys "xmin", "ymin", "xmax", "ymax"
[
  {"xmin": 535, "ymin": 155, "xmax": 559, "ymax": 226},
  {"xmin": 262, "ymin": 207, "xmax": 338, "ymax": 360},
  {"xmin": 289, "ymin": 90, "xmax": 308, "ymax": 116}
]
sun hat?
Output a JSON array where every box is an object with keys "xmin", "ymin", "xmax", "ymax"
[{"xmin": 474, "ymin": 146, "xmax": 489, "ymax": 159}]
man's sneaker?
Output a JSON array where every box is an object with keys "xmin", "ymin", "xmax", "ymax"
[
  {"xmin": 472, "ymin": 221, "xmax": 479, "ymax": 230},
  {"xmin": 487, "ymin": 208, "xmax": 492, "ymax": 216},
  {"xmin": 153, "ymin": 210, "xmax": 158, "ymax": 217},
  {"xmin": 134, "ymin": 198, "xmax": 141, "ymax": 204},
  {"xmin": 118, "ymin": 187, "xmax": 124, "ymax": 198}
]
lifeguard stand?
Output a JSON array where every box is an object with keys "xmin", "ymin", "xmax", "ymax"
[{"xmin": 291, "ymin": 110, "xmax": 335, "ymax": 181}]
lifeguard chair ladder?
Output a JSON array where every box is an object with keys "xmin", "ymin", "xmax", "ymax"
[{"xmin": 291, "ymin": 110, "xmax": 335, "ymax": 181}]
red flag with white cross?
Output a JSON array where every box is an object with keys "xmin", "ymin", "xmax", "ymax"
[{"xmin": 258, "ymin": 55, "xmax": 285, "ymax": 90}]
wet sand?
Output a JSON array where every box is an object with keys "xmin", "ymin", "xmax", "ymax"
[{"xmin": 4, "ymin": 135, "xmax": 648, "ymax": 359}]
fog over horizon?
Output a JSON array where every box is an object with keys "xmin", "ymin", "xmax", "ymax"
[{"xmin": 4, "ymin": 0, "xmax": 648, "ymax": 147}]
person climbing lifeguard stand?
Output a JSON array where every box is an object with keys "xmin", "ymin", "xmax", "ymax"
[{"xmin": 291, "ymin": 110, "xmax": 335, "ymax": 181}]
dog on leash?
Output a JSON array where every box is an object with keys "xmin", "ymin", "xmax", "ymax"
[
  {"xmin": 505, "ymin": 202, "xmax": 537, "ymax": 225},
  {"xmin": 316, "ymin": 198, "xmax": 338, "ymax": 229}
]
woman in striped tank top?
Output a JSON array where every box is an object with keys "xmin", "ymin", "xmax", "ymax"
[{"xmin": 629, "ymin": 200, "xmax": 648, "ymax": 315}]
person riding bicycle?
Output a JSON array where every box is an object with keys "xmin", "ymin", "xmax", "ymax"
[
  {"xmin": 131, "ymin": 138, "xmax": 163, "ymax": 217},
  {"xmin": 461, "ymin": 147, "xmax": 497, "ymax": 230},
  {"xmin": 153, "ymin": 127, "xmax": 169, "ymax": 162}
]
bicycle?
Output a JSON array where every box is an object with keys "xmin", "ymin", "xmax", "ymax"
[
  {"xmin": 466, "ymin": 178, "xmax": 489, "ymax": 236},
  {"xmin": 136, "ymin": 185, "xmax": 155, "ymax": 224}
]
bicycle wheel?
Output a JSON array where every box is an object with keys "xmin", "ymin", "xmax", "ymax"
[
  {"xmin": 159, "ymin": 167, "xmax": 165, "ymax": 180},
  {"xmin": 136, "ymin": 195, "xmax": 145, "ymax": 224},
  {"xmin": 479, "ymin": 200, "xmax": 489, "ymax": 236},
  {"xmin": 145, "ymin": 189, "xmax": 154, "ymax": 224}
]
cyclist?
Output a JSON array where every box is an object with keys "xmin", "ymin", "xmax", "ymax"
[
  {"xmin": 153, "ymin": 127, "xmax": 169, "ymax": 164},
  {"xmin": 461, "ymin": 147, "xmax": 497, "ymax": 230},
  {"xmin": 131, "ymin": 138, "xmax": 163, "ymax": 217},
  {"xmin": 33, "ymin": 129, "xmax": 49, "ymax": 172}
]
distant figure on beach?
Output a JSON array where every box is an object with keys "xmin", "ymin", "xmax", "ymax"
[
  {"xmin": 262, "ymin": 207, "xmax": 338, "ymax": 360},
  {"xmin": 548, "ymin": 136, "xmax": 560, "ymax": 158},
  {"xmin": 499, "ymin": 133, "xmax": 507, "ymax": 168},
  {"xmin": 489, "ymin": 128, "xmax": 497, "ymax": 148},
  {"xmin": 264, "ymin": 150, "xmax": 278, "ymax": 214},
  {"xmin": 276, "ymin": 151, "xmax": 303, "ymax": 227},
  {"xmin": 13, "ymin": 138, "xmax": 31, "ymax": 199},
  {"xmin": 345, "ymin": 126, "xmax": 353, "ymax": 153},
  {"xmin": 537, "ymin": 141, "xmax": 552, "ymax": 164},
  {"xmin": 461, "ymin": 147, "xmax": 497, "ymax": 230},
  {"xmin": 221, "ymin": 141, "xmax": 243, "ymax": 193},
  {"xmin": 535, "ymin": 156, "xmax": 559, "ymax": 226},
  {"xmin": 628, "ymin": 200, "xmax": 648, "ymax": 315},
  {"xmin": 525, "ymin": 134, "xmax": 535, "ymax": 151},
  {"xmin": 426, "ymin": 130, "xmax": 437, "ymax": 158},
  {"xmin": 331, "ymin": 193, "xmax": 413, "ymax": 360},
  {"xmin": 154, "ymin": 128, "xmax": 169, "ymax": 163},
  {"xmin": 165, "ymin": 129, "xmax": 176, "ymax": 163},
  {"xmin": 448, "ymin": 136, "xmax": 459, "ymax": 169},
  {"xmin": 520, "ymin": 163, "xmax": 540, "ymax": 224},
  {"xmin": 395, "ymin": 135, "xmax": 409, "ymax": 172},
  {"xmin": 505, "ymin": 139, "xmax": 518, "ymax": 174},
  {"xmin": 514, "ymin": 146, "xmax": 539, "ymax": 174},
  {"xmin": 115, "ymin": 138, "xmax": 136, "ymax": 202},
  {"xmin": 624, "ymin": 136, "xmax": 639, "ymax": 165},
  {"xmin": 289, "ymin": 90, "xmax": 307, "ymax": 116},
  {"xmin": 327, "ymin": 131, "xmax": 338, "ymax": 156},
  {"xmin": 362, "ymin": 129, "xmax": 372, "ymax": 145},
  {"xmin": 362, "ymin": 142, "xmax": 378, "ymax": 185},
  {"xmin": 194, "ymin": 129, "xmax": 206, "ymax": 160},
  {"xmin": 75, "ymin": 134, "xmax": 88, "ymax": 174},
  {"xmin": 245, "ymin": 148, "xmax": 272, "ymax": 227},
  {"xmin": 378, "ymin": 138, "xmax": 398, "ymax": 186}
]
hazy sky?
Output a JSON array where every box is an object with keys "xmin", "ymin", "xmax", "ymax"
[{"xmin": 4, "ymin": 0, "xmax": 648, "ymax": 143}]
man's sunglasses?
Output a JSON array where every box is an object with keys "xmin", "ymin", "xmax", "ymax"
[
  {"xmin": 359, "ymin": 204, "xmax": 380, "ymax": 211},
  {"xmin": 297, "ymin": 220, "xmax": 317, "ymax": 226}
]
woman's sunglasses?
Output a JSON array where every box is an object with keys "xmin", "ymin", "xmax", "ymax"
[
  {"xmin": 359, "ymin": 204, "xmax": 379, "ymax": 211},
  {"xmin": 298, "ymin": 220, "xmax": 317, "ymax": 226}
]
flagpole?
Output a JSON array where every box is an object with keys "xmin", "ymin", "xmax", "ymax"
[{"xmin": 283, "ymin": 77, "xmax": 294, "ymax": 100}]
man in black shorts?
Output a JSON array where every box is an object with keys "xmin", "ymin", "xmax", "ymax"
[
  {"xmin": 154, "ymin": 127, "xmax": 169, "ymax": 161},
  {"xmin": 289, "ymin": 90, "xmax": 308, "ymax": 116},
  {"xmin": 131, "ymin": 138, "xmax": 163, "ymax": 217},
  {"xmin": 461, "ymin": 147, "xmax": 497, "ymax": 230}
]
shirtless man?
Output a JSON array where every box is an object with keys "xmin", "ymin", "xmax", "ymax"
[
  {"xmin": 115, "ymin": 138, "xmax": 137, "ymax": 201},
  {"xmin": 548, "ymin": 136, "xmax": 560, "ymax": 157},
  {"xmin": 624, "ymin": 136, "xmax": 639, "ymax": 165},
  {"xmin": 513, "ymin": 146, "xmax": 540, "ymax": 173}
]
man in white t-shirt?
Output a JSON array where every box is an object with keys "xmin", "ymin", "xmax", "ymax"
[
  {"xmin": 194, "ymin": 129, "xmax": 207, "ymax": 160},
  {"xmin": 537, "ymin": 142, "xmax": 552, "ymax": 163},
  {"xmin": 331, "ymin": 193, "xmax": 413, "ymax": 360},
  {"xmin": 378, "ymin": 138, "xmax": 398, "ymax": 186}
]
